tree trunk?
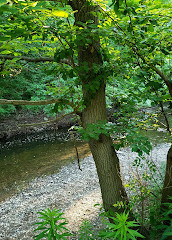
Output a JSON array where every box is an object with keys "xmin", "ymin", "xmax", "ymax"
[
  {"xmin": 69, "ymin": 0, "xmax": 129, "ymax": 213},
  {"xmin": 82, "ymin": 83, "xmax": 128, "ymax": 212},
  {"xmin": 89, "ymin": 135, "xmax": 128, "ymax": 211},
  {"xmin": 161, "ymin": 79, "xmax": 172, "ymax": 205},
  {"xmin": 161, "ymin": 147, "xmax": 172, "ymax": 237},
  {"xmin": 161, "ymin": 146, "xmax": 172, "ymax": 204}
]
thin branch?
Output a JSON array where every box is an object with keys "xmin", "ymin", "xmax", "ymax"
[
  {"xmin": 0, "ymin": 55, "xmax": 74, "ymax": 66},
  {"xmin": 0, "ymin": 99, "xmax": 60, "ymax": 105},
  {"xmin": 18, "ymin": 112, "xmax": 74, "ymax": 127},
  {"xmin": 0, "ymin": 55, "xmax": 55, "ymax": 62},
  {"xmin": 135, "ymin": 54, "xmax": 171, "ymax": 134},
  {"xmin": 31, "ymin": 12, "xmax": 75, "ymax": 67},
  {"xmin": 69, "ymin": 129, "xmax": 82, "ymax": 171},
  {"xmin": 124, "ymin": 0, "xmax": 135, "ymax": 37},
  {"xmin": 60, "ymin": 0, "xmax": 71, "ymax": 27},
  {"xmin": 158, "ymin": 101, "xmax": 171, "ymax": 135},
  {"xmin": 129, "ymin": 47, "xmax": 172, "ymax": 98},
  {"xmin": 151, "ymin": 65, "xmax": 172, "ymax": 97}
]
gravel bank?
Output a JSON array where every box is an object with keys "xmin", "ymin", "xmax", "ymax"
[{"xmin": 0, "ymin": 143, "xmax": 170, "ymax": 240}]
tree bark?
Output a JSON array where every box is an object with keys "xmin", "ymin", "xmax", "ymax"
[
  {"xmin": 69, "ymin": 0, "xmax": 129, "ymax": 212},
  {"xmin": 161, "ymin": 79, "xmax": 172, "ymax": 205},
  {"xmin": 89, "ymin": 134, "xmax": 128, "ymax": 211},
  {"xmin": 82, "ymin": 82, "xmax": 128, "ymax": 211},
  {"xmin": 161, "ymin": 147, "xmax": 172, "ymax": 204}
]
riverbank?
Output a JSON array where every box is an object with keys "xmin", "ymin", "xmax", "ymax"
[
  {"xmin": 0, "ymin": 143, "xmax": 170, "ymax": 240},
  {"xmin": 0, "ymin": 110, "xmax": 76, "ymax": 141},
  {"xmin": 0, "ymin": 106, "xmax": 171, "ymax": 142}
]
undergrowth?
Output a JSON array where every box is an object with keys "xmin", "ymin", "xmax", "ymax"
[
  {"xmin": 34, "ymin": 151, "xmax": 172, "ymax": 240},
  {"xmin": 33, "ymin": 198, "xmax": 172, "ymax": 240}
]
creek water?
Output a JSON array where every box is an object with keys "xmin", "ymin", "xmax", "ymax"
[
  {"xmin": 0, "ymin": 131, "xmax": 90, "ymax": 202},
  {"xmin": 0, "ymin": 112, "xmax": 171, "ymax": 203},
  {"xmin": 0, "ymin": 129, "xmax": 171, "ymax": 203}
]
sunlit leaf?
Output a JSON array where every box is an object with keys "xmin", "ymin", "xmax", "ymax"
[{"xmin": 52, "ymin": 10, "xmax": 68, "ymax": 18}]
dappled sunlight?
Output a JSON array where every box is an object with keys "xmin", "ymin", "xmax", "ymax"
[{"xmin": 64, "ymin": 190, "xmax": 102, "ymax": 232}]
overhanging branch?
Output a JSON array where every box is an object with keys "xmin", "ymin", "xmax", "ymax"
[
  {"xmin": 0, "ymin": 55, "xmax": 74, "ymax": 66},
  {"xmin": 128, "ymin": 48, "xmax": 172, "ymax": 97},
  {"xmin": 0, "ymin": 55, "xmax": 55, "ymax": 63},
  {"xmin": 0, "ymin": 99, "xmax": 60, "ymax": 105},
  {"xmin": 151, "ymin": 65, "xmax": 172, "ymax": 97}
]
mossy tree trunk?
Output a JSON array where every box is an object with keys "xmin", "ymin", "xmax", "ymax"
[{"xmin": 69, "ymin": 0, "xmax": 129, "ymax": 212}]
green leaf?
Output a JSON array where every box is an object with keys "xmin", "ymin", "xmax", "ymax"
[
  {"xmin": 1, "ymin": 50, "xmax": 12, "ymax": 54},
  {"xmin": 52, "ymin": 10, "xmax": 68, "ymax": 18},
  {"xmin": 0, "ymin": 0, "xmax": 6, "ymax": 7},
  {"xmin": 161, "ymin": 48, "xmax": 170, "ymax": 55},
  {"xmin": 128, "ymin": 229, "xmax": 145, "ymax": 238},
  {"xmin": 34, "ymin": 230, "xmax": 48, "ymax": 240}
]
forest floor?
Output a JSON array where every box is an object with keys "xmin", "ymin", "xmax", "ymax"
[{"xmin": 0, "ymin": 143, "xmax": 170, "ymax": 240}]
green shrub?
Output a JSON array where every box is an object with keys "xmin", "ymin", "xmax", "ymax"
[
  {"xmin": 99, "ymin": 211, "xmax": 145, "ymax": 240},
  {"xmin": 78, "ymin": 220, "xmax": 98, "ymax": 240},
  {"xmin": 160, "ymin": 198, "xmax": 172, "ymax": 240},
  {"xmin": 34, "ymin": 208, "xmax": 71, "ymax": 240}
]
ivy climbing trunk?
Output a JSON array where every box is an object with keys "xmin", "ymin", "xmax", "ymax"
[{"xmin": 69, "ymin": 0, "xmax": 128, "ymax": 212}]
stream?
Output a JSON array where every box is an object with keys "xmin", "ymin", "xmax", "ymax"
[
  {"xmin": 0, "ymin": 122, "xmax": 171, "ymax": 239},
  {"xmin": 0, "ymin": 130, "xmax": 90, "ymax": 202}
]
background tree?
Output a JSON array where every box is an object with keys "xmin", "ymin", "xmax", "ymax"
[{"xmin": 108, "ymin": 0, "xmax": 172, "ymax": 204}]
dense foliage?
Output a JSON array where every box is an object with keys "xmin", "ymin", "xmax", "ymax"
[{"xmin": 0, "ymin": 0, "xmax": 171, "ymax": 117}]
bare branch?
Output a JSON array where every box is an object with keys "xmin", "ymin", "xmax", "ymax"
[
  {"xmin": 0, "ymin": 99, "xmax": 60, "ymax": 105},
  {"xmin": 18, "ymin": 112, "xmax": 75, "ymax": 127},
  {"xmin": 0, "ymin": 55, "xmax": 74, "ymax": 66},
  {"xmin": 151, "ymin": 65, "xmax": 172, "ymax": 97},
  {"xmin": 0, "ymin": 55, "xmax": 55, "ymax": 62}
]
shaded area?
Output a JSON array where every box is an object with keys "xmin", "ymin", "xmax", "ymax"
[{"xmin": 0, "ymin": 138, "xmax": 90, "ymax": 202}]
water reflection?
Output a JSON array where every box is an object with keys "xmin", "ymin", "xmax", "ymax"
[{"xmin": 0, "ymin": 138, "xmax": 90, "ymax": 202}]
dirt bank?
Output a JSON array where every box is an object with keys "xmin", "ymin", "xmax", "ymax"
[{"xmin": 0, "ymin": 110, "xmax": 76, "ymax": 141}]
